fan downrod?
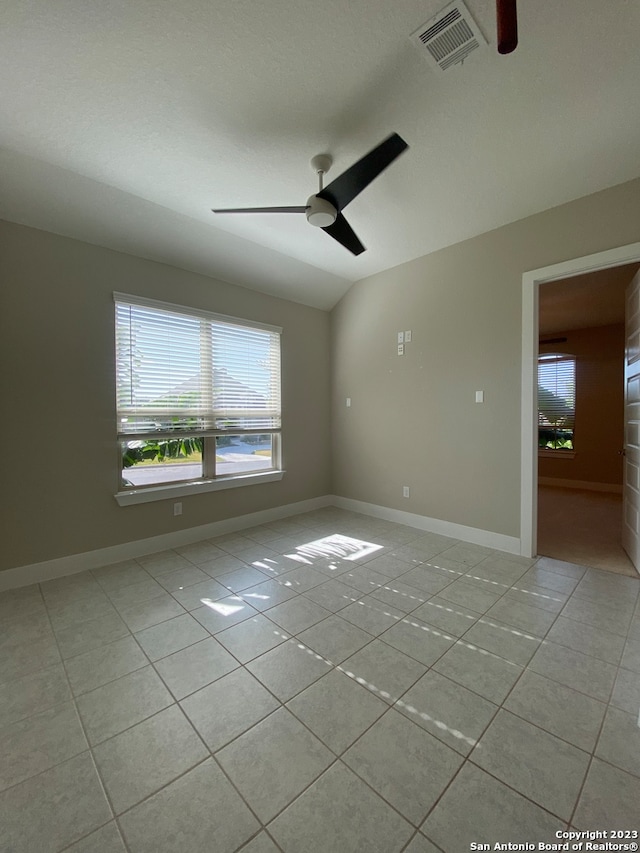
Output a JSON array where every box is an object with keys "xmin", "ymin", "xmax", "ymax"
[{"xmin": 306, "ymin": 154, "xmax": 337, "ymax": 227}]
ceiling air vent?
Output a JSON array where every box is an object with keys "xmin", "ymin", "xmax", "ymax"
[{"xmin": 410, "ymin": 1, "xmax": 487, "ymax": 72}]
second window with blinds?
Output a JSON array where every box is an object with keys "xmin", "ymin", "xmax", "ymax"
[
  {"xmin": 115, "ymin": 294, "xmax": 282, "ymax": 493},
  {"xmin": 538, "ymin": 352, "xmax": 576, "ymax": 452}
]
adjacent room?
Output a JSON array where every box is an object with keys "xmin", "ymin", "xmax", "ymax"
[
  {"xmin": 537, "ymin": 265, "xmax": 640, "ymax": 576},
  {"xmin": 1, "ymin": 1, "xmax": 639, "ymax": 851}
]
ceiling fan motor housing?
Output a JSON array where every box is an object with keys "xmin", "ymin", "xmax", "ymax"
[{"xmin": 306, "ymin": 195, "xmax": 337, "ymax": 227}]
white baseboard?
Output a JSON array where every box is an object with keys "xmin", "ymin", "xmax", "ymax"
[
  {"xmin": 538, "ymin": 477, "xmax": 623, "ymax": 494},
  {"xmin": 331, "ymin": 496, "xmax": 521, "ymax": 555},
  {"xmin": 0, "ymin": 495, "xmax": 332, "ymax": 592},
  {"xmin": 1, "ymin": 493, "xmax": 522, "ymax": 591}
]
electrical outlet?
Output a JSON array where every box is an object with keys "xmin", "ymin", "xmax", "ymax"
[
  {"xmin": 173, "ymin": 502, "xmax": 183, "ymax": 516},
  {"xmin": 402, "ymin": 486, "xmax": 410, "ymax": 498},
  {"xmin": 398, "ymin": 344, "xmax": 404, "ymax": 356},
  {"xmin": 404, "ymin": 330, "xmax": 412, "ymax": 342}
]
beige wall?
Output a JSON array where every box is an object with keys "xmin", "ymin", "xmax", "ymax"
[
  {"xmin": 0, "ymin": 221, "xmax": 331, "ymax": 572},
  {"xmin": 538, "ymin": 325, "xmax": 624, "ymax": 486},
  {"xmin": 4, "ymin": 176, "xmax": 640, "ymax": 572},
  {"xmin": 331, "ymin": 177, "xmax": 640, "ymax": 538}
]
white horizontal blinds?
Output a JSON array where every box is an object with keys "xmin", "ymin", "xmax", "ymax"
[
  {"xmin": 212, "ymin": 321, "xmax": 281, "ymax": 430},
  {"xmin": 538, "ymin": 354, "xmax": 576, "ymax": 429},
  {"xmin": 116, "ymin": 302, "xmax": 203, "ymax": 435},
  {"xmin": 115, "ymin": 296, "xmax": 281, "ymax": 437}
]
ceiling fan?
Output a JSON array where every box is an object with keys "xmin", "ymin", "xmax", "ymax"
[{"xmin": 212, "ymin": 132, "xmax": 409, "ymax": 256}]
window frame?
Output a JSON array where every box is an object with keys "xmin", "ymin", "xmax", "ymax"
[{"xmin": 113, "ymin": 293, "xmax": 284, "ymax": 505}]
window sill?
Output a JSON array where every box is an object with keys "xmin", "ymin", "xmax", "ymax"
[
  {"xmin": 538, "ymin": 450, "xmax": 576, "ymax": 459},
  {"xmin": 115, "ymin": 470, "xmax": 285, "ymax": 506}
]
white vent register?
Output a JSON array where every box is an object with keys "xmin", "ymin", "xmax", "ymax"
[{"xmin": 410, "ymin": 1, "xmax": 486, "ymax": 72}]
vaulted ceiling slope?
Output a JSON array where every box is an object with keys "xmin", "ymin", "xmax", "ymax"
[{"xmin": 1, "ymin": 0, "xmax": 639, "ymax": 310}]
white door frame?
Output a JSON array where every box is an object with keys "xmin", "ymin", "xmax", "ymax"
[{"xmin": 520, "ymin": 241, "xmax": 640, "ymax": 557}]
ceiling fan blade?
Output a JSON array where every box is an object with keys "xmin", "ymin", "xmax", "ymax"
[
  {"xmin": 322, "ymin": 213, "xmax": 365, "ymax": 256},
  {"xmin": 318, "ymin": 132, "xmax": 408, "ymax": 211},
  {"xmin": 496, "ymin": 0, "xmax": 518, "ymax": 54},
  {"xmin": 212, "ymin": 206, "xmax": 308, "ymax": 214}
]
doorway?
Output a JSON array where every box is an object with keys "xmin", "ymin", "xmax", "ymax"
[
  {"xmin": 536, "ymin": 270, "xmax": 637, "ymax": 575},
  {"xmin": 520, "ymin": 242, "xmax": 640, "ymax": 570}
]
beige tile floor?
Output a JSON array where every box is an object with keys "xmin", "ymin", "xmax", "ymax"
[{"xmin": 1, "ymin": 507, "xmax": 639, "ymax": 852}]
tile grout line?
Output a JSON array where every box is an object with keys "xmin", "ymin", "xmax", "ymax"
[
  {"xmin": 403, "ymin": 555, "xmax": 576, "ymax": 831},
  {"xmin": 451, "ymin": 568, "xmax": 581, "ymax": 826},
  {"xmin": 55, "ymin": 818, "xmax": 126, "ymax": 853},
  {"xmin": 43, "ymin": 575, "xmax": 249, "ymax": 849},
  {"xmin": 565, "ymin": 581, "xmax": 640, "ymax": 830},
  {"xmin": 418, "ymin": 551, "xmax": 640, "ymax": 830},
  {"xmin": 38, "ymin": 581, "xmax": 134, "ymax": 853}
]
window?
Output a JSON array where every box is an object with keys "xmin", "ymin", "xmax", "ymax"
[
  {"xmin": 115, "ymin": 293, "xmax": 282, "ymax": 496},
  {"xmin": 538, "ymin": 353, "xmax": 575, "ymax": 450}
]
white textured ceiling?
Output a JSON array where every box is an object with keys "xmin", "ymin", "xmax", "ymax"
[{"xmin": 2, "ymin": 0, "xmax": 640, "ymax": 310}]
